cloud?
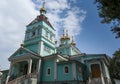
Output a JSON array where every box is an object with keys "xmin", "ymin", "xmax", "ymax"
[
  {"xmin": 0, "ymin": 0, "xmax": 86, "ymax": 70},
  {"xmin": 0, "ymin": 0, "xmax": 38, "ymax": 70},
  {"xmin": 34, "ymin": 0, "xmax": 86, "ymax": 38}
]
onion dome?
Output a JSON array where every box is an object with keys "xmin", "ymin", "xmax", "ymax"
[{"xmin": 71, "ymin": 36, "xmax": 76, "ymax": 46}]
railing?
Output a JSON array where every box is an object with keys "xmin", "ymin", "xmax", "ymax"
[{"xmin": 7, "ymin": 73, "xmax": 37, "ymax": 84}]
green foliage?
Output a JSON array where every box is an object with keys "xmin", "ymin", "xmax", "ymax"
[
  {"xmin": 95, "ymin": 0, "xmax": 120, "ymax": 38},
  {"xmin": 109, "ymin": 49, "xmax": 120, "ymax": 80}
]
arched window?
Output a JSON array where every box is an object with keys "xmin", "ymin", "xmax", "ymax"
[
  {"xmin": 47, "ymin": 68, "xmax": 51, "ymax": 76},
  {"xmin": 64, "ymin": 66, "xmax": 69, "ymax": 74}
]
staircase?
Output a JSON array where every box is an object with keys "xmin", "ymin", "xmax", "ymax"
[
  {"xmin": 7, "ymin": 73, "xmax": 37, "ymax": 84},
  {"xmin": 88, "ymin": 78, "xmax": 102, "ymax": 84}
]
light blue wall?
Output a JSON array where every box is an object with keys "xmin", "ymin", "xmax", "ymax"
[
  {"xmin": 42, "ymin": 43, "xmax": 55, "ymax": 56},
  {"xmin": 24, "ymin": 19, "xmax": 55, "ymax": 56},
  {"xmin": 76, "ymin": 64, "xmax": 83, "ymax": 81},
  {"xmin": 41, "ymin": 59, "xmax": 55, "ymax": 81},
  {"xmin": 57, "ymin": 63, "xmax": 73, "ymax": 81},
  {"xmin": 25, "ymin": 43, "xmax": 39, "ymax": 53}
]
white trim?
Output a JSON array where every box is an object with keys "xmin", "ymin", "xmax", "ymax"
[
  {"xmin": 70, "ymin": 47, "xmax": 72, "ymax": 55},
  {"xmin": 54, "ymin": 60, "xmax": 57, "ymax": 80},
  {"xmin": 72, "ymin": 62, "xmax": 76, "ymax": 80},
  {"xmin": 37, "ymin": 59, "xmax": 42, "ymax": 83},
  {"xmin": 27, "ymin": 59, "xmax": 32, "ymax": 74},
  {"xmin": 58, "ymin": 55, "xmax": 68, "ymax": 61},
  {"xmin": 40, "ymin": 41, "xmax": 44, "ymax": 56}
]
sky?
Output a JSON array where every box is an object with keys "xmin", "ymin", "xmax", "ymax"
[{"xmin": 0, "ymin": 0, "xmax": 120, "ymax": 70}]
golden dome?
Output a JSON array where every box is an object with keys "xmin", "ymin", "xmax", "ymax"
[
  {"xmin": 60, "ymin": 30, "xmax": 70, "ymax": 41},
  {"xmin": 71, "ymin": 41, "xmax": 76, "ymax": 46},
  {"xmin": 64, "ymin": 35, "xmax": 70, "ymax": 40},
  {"xmin": 40, "ymin": 7, "xmax": 46, "ymax": 12},
  {"xmin": 60, "ymin": 35, "xmax": 65, "ymax": 41}
]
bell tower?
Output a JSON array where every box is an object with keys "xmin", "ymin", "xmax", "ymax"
[{"xmin": 24, "ymin": 2, "xmax": 56, "ymax": 56}]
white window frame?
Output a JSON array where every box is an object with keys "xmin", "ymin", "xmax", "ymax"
[
  {"xmin": 46, "ymin": 67, "xmax": 51, "ymax": 76},
  {"xmin": 64, "ymin": 65, "xmax": 69, "ymax": 75}
]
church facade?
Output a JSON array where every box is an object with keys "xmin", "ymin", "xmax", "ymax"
[{"xmin": 0, "ymin": 3, "xmax": 111, "ymax": 84}]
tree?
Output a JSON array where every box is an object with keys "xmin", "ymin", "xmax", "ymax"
[
  {"xmin": 109, "ymin": 49, "xmax": 120, "ymax": 82},
  {"xmin": 95, "ymin": 0, "xmax": 120, "ymax": 38}
]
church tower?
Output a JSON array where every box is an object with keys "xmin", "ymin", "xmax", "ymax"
[{"xmin": 24, "ymin": 2, "xmax": 56, "ymax": 56}]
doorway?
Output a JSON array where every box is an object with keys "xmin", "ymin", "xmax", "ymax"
[{"xmin": 91, "ymin": 64, "xmax": 101, "ymax": 78}]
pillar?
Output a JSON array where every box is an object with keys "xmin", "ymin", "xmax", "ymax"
[
  {"xmin": 38, "ymin": 41, "xmax": 44, "ymax": 56},
  {"xmin": 27, "ymin": 59, "xmax": 32, "ymax": 74},
  {"xmin": 5, "ymin": 62, "xmax": 14, "ymax": 84},
  {"xmin": 72, "ymin": 62, "xmax": 77, "ymax": 80},
  {"xmin": 37, "ymin": 59, "xmax": 42, "ymax": 83},
  {"xmin": 54, "ymin": 59, "xmax": 57, "ymax": 81}
]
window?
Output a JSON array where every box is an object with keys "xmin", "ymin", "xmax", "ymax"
[
  {"xmin": 32, "ymin": 31, "xmax": 35, "ymax": 37},
  {"xmin": 47, "ymin": 68, "xmax": 51, "ymax": 76},
  {"xmin": 37, "ymin": 29, "xmax": 40, "ymax": 35},
  {"xmin": 50, "ymin": 34, "xmax": 52, "ymax": 41},
  {"xmin": 45, "ymin": 30, "xmax": 49, "ymax": 38},
  {"xmin": 64, "ymin": 66, "xmax": 69, "ymax": 74}
]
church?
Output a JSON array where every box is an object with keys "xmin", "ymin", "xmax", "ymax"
[{"xmin": 0, "ymin": 2, "xmax": 112, "ymax": 84}]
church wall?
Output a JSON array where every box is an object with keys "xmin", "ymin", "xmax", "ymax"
[
  {"xmin": 42, "ymin": 43, "xmax": 55, "ymax": 56},
  {"xmin": 41, "ymin": 59, "xmax": 55, "ymax": 82},
  {"xmin": 76, "ymin": 64, "xmax": 84, "ymax": 81},
  {"xmin": 57, "ymin": 62, "xmax": 73, "ymax": 81},
  {"xmin": 57, "ymin": 47, "xmax": 71, "ymax": 55},
  {"xmin": 26, "ymin": 21, "xmax": 43, "ymax": 30},
  {"xmin": 25, "ymin": 43, "xmax": 39, "ymax": 53}
]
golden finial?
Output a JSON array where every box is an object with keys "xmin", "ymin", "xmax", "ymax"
[
  {"xmin": 60, "ymin": 29, "xmax": 65, "ymax": 41},
  {"xmin": 63, "ymin": 29, "xmax": 65, "ymax": 36},
  {"xmin": 65, "ymin": 30, "xmax": 70, "ymax": 40},
  {"xmin": 20, "ymin": 41, "xmax": 24, "ymax": 48},
  {"xmin": 71, "ymin": 36, "xmax": 76, "ymax": 46},
  {"xmin": 40, "ymin": 1, "xmax": 46, "ymax": 14}
]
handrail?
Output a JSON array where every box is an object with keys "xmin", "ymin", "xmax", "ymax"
[{"xmin": 7, "ymin": 73, "xmax": 37, "ymax": 84}]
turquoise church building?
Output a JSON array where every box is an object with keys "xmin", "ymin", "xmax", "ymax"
[{"xmin": 0, "ymin": 2, "xmax": 112, "ymax": 84}]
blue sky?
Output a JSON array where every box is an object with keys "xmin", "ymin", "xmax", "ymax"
[{"xmin": 0, "ymin": 0, "xmax": 120, "ymax": 70}]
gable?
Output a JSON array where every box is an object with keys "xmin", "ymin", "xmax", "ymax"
[{"xmin": 9, "ymin": 47, "xmax": 38, "ymax": 59}]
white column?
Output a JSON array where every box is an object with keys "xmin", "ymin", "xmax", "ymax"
[
  {"xmin": 72, "ymin": 62, "xmax": 77, "ymax": 80},
  {"xmin": 38, "ymin": 41, "xmax": 44, "ymax": 56},
  {"xmin": 28, "ymin": 59, "xmax": 32, "ymax": 74},
  {"xmin": 5, "ymin": 62, "xmax": 13, "ymax": 84},
  {"xmin": 37, "ymin": 59, "xmax": 42, "ymax": 83},
  {"xmin": 70, "ymin": 47, "xmax": 72, "ymax": 55},
  {"xmin": 37, "ymin": 59, "xmax": 41, "ymax": 73},
  {"xmin": 54, "ymin": 59, "xmax": 57, "ymax": 81}
]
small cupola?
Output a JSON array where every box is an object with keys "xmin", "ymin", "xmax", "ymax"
[
  {"xmin": 40, "ymin": 2, "xmax": 46, "ymax": 15},
  {"xmin": 71, "ymin": 36, "xmax": 76, "ymax": 46},
  {"xmin": 64, "ymin": 30, "xmax": 70, "ymax": 40}
]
